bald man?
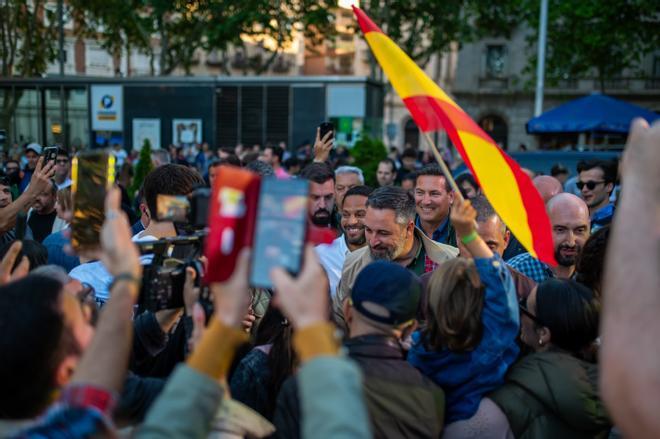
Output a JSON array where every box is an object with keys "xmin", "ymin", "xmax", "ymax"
[
  {"xmin": 533, "ymin": 175, "xmax": 563, "ymax": 203},
  {"xmin": 508, "ymin": 193, "xmax": 590, "ymax": 282}
]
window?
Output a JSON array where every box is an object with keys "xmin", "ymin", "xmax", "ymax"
[
  {"xmin": 479, "ymin": 115, "xmax": 508, "ymax": 150},
  {"xmin": 486, "ymin": 45, "xmax": 506, "ymax": 78}
]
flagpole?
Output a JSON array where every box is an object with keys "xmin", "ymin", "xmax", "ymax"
[{"xmin": 421, "ymin": 131, "xmax": 464, "ymax": 201}]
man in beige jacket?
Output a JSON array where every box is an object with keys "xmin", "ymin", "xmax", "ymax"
[{"xmin": 335, "ymin": 187, "xmax": 458, "ymax": 328}]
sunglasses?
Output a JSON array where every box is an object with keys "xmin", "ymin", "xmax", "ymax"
[
  {"xmin": 576, "ymin": 180, "xmax": 605, "ymax": 191},
  {"xmin": 55, "ymin": 159, "xmax": 69, "ymax": 165},
  {"xmin": 519, "ymin": 297, "xmax": 542, "ymax": 325}
]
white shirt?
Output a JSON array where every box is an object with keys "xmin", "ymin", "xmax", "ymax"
[
  {"xmin": 315, "ymin": 235, "xmax": 351, "ymax": 299},
  {"xmin": 56, "ymin": 178, "xmax": 72, "ymax": 190},
  {"xmin": 69, "ymin": 233, "xmax": 158, "ymax": 303}
]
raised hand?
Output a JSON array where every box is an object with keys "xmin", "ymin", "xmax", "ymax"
[{"xmin": 313, "ymin": 128, "xmax": 333, "ymax": 163}]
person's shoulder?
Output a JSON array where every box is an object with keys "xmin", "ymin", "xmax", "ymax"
[
  {"xmin": 507, "ymin": 252, "xmax": 534, "ymax": 266},
  {"xmin": 343, "ymin": 245, "xmax": 369, "ymax": 269}
]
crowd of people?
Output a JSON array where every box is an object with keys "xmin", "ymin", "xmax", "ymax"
[{"xmin": 0, "ymin": 119, "xmax": 658, "ymax": 438}]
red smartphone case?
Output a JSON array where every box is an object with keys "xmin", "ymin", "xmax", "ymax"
[{"xmin": 204, "ymin": 166, "xmax": 261, "ymax": 283}]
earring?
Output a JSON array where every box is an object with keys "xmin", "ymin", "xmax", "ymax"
[{"xmin": 538, "ymin": 339, "xmax": 543, "ymax": 346}]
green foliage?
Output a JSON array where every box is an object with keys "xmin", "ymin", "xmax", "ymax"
[
  {"xmin": 521, "ymin": 0, "xmax": 660, "ymax": 92},
  {"xmin": 0, "ymin": 0, "xmax": 58, "ymax": 77},
  {"xmin": 350, "ymin": 135, "xmax": 387, "ymax": 187},
  {"xmin": 72, "ymin": 0, "xmax": 337, "ymax": 76},
  {"xmin": 359, "ymin": 0, "xmax": 521, "ymax": 72},
  {"xmin": 129, "ymin": 139, "xmax": 153, "ymax": 199}
]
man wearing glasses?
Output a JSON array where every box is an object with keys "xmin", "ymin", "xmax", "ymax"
[
  {"xmin": 54, "ymin": 148, "xmax": 73, "ymax": 190},
  {"xmin": 576, "ymin": 159, "xmax": 617, "ymax": 232}
]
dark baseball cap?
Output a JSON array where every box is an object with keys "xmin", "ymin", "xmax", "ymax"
[{"xmin": 351, "ymin": 261, "xmax": 421, "ymax": 326}]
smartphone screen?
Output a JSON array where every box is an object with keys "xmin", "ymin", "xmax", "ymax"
[
  {"xmin": 319, "ymin": 122, "xmax": 334, "ymax": 141},
  {"xmin": 250, "ymin": 178, "xmax": 308, "ymax": 289},
  {"xmin": 156, "ymin": 194, "xmax": 190, "ymax": 223},
  {"xmin": 43, "ymin": 146, "xmax": 58, "ymax": 165},
  {"xmin": 71, "ymin": 151, "xmax": 115, "ymax": 252}
]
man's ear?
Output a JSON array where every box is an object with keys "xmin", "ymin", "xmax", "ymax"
[
  {"xmin": 503, "ymin": 229, "xmax": 511, "ymax": 250},
  {"xmin": 407, "ymin": 220, "xmax": 415, "ymax": 235},
  {"xmin": 400, "ymin": 320, "xmax": 418, "ymax": 340},
  {"xmin": 342, "ymin": 299, "xmax": 353, "ymax": 326},
  {"xmin": 55, "ymin": 355, "xmax": 78, "ymax": 388},
  {"xmin": 448, "ymin": 190, "xmax": 456, "ymax": 206},
  {"xmin": 605, "ymin": 182, "xmax": 614, "ymax": 196}
]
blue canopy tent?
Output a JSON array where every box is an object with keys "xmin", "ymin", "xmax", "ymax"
[{"xmin": 527, "ymin": 94, "xmax": 659, "ymax": 134}]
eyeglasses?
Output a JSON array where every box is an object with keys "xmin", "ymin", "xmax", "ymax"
[
  {"xmin": 576, "ymin": 180, "xmax": 605, "ymax": 191},
  {"xmin": 55, "ymin": 159, "xmax": 69, "ymax": 165},
  {"xmin": 519, "ymin": 297, "xmax": 542, "ymax": 324}
]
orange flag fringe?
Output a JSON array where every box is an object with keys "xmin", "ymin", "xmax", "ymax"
[{"xmin": 353, "ymin": 6, "xmax": 556, "ymax": 265}]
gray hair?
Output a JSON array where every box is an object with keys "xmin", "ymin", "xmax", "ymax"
[
  {"xmin": 366, "ymin": 186, "xmax": 416, "ymax": 225},
  {"xmin": 335, "ymin": 166, "xmax": 364, "ymax": 184},
  {"xmin": 471, "ymin": 195, "xmax": 506, "ymax": 235}
]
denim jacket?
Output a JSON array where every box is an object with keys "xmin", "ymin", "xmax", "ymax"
[{"xmin": 408, "ymin": 255, "xmax": 520, "ymax": 423}]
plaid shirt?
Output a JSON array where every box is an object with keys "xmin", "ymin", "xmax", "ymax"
[
  {"xmin": 12, "ymin": 385, "xmax": 116, "ymax": 438},
  {"xmin": 506, "ymin": 252, "xmax": 555, "ymax": 284}
]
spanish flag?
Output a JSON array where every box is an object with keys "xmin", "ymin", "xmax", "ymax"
[{"xmin": 354, "ymin": 6, "xmax": 556, "ymax": 265}]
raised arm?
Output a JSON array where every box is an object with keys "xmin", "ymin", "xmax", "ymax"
[
  {"xmin": 451, "ymin": 198, "xmax": 518, "ymax": 350},
  {"xmin": 271, "ymin": 246, "xmax": 371, "ymax": 439},
  {"xmin": 70, "ymin": 187, "xmax": 142, "ymax": 391},
  {"xmin": 601, "ymin": 119, "xmax": 660, "ymax": 437},
  {"xmin": 0, "ymin": 157, "xmax": 55, "ymax": 232}
]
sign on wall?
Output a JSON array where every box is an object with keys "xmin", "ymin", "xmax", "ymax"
[
  {"xmin": 91, "ymin": 85, "xmax": 123, "ymax": 131},
  {"xmin": 172, "ymin": 118, "xmax": 202, "ymax": 145},
  {"xmin": 132, "ymin": 118, "xmax": 161, "ymax": 151}
]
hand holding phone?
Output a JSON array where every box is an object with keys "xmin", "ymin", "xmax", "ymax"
[
  {"xmin": 71, "ymin": 151, "xmax": 116, "ymax": 252},
  {"xmin": 249, "ymin": 177, "xmax": 309, "ymax": 289},
  {"xmin": 314, "ymin": 122, "xmax": 334, "ymax": 163},
  {"xmin": 42, "ymin": 146, "xmax": 58, "ymax": 166}
]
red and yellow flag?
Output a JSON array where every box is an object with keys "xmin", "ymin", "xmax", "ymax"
[{"xmin": 354, "ymin": 6, "xmax": 556, "ymax": 265}]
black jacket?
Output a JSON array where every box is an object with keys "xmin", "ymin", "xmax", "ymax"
[{"xmin": 274, "ymin": 334, "xmax": 445, "ymax": 439}]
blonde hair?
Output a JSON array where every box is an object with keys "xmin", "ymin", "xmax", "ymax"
[
  {"xmin": 424, "ymin": 258, "xmax": 485, "ymax": 352},
  {"xmin": 56, "ymin": 187, "xmax": 72, "ymax": 213}
]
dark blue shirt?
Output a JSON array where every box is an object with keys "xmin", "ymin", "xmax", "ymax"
[
  {"xmin": 43, "ymin": 229, "xmax": 80, "ymax": 272},
  {"xmin": 415, "ymin": 215, "xmax": 450, "ymax": 244}
]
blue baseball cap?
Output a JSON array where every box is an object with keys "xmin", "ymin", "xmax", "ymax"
[{"xmin": 351, "ymin": 261, "xmax": 421, "ymax": 326}]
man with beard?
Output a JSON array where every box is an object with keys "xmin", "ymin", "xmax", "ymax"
[
  {"xmin": 508, "ymin": 193, "xmax": 590, "ymax": 283},
  {"xmin": 26, "ymin": 180, "xmax": 67, "ymax": 243},
  {"xmin": 335, "ymin": 187, "xmax": 458, "ymax": 327},
  {"xmin": 300, "ymin": 163, "xmax": 337, "ymax": 230},
  {"xmin": 316, "ymin": 185, "xmax": 372, "ymax": 298}
]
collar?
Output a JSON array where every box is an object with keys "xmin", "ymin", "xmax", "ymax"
[
  {"xmin": 415, "ymin": 214, "xmax": 450, "ymax": 242},
  {"xmin": 345, "ymin": 334, "xmax": 406, "ymax": 359},
  {"xmin": 592, "ymin": 203, "xmax": 615, "ymax": 221}
]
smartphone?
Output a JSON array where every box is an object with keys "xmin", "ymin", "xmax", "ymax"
[
  {"xmin": 42, "ymin": 146, "xmax": 58, "ymax": 165},
  {"xmin": 249, "ymin": 177, "xmax": 309, "ymax": 289},
  {"xmin": 319, "ymin": 122, "xmax": 334, "ymax": 142},
  {"xmin": 71, "ymin": 151, "xmax": 116, "ymax": 252},
  {"xmin": 204, "ymin": 165, "xmax": 261, "ymax": 283}
]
